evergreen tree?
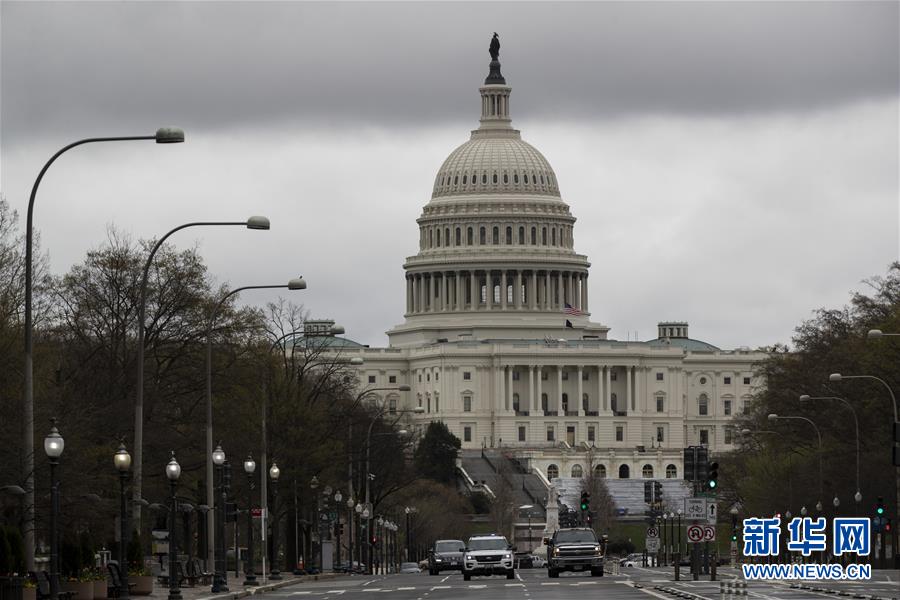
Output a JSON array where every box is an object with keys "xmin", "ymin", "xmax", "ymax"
[{"xmin": 414, "ymin": 421, "xmax": 461, "ymax": 483}]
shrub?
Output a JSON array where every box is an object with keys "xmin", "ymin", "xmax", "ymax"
[
  {"xmin": 6, "ymin": 527, "xmax": 25, "ymax": 575},
  {"xmin": 606, "ymin": 538, "xmax": 635, "ymax": 556},
  {"xmin": 0, "ymin": 526, "xmax": 12, "ymax": 575},
  {"xmin": 60, "ymin": 536, "xmax": 82, "ymax": 580}
]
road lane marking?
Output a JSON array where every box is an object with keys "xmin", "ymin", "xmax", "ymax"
[
  {"xmin": 468, "ymin": 584, "xmax": 487, "ymax": 588},
  {"xmin": 397, "ymin": 587, "xmax": 416, "ymax": 591},
  {"xmin": 430, "ymin": 585, "xmax": 450, "ymax": 590},
  {"xmin": 540, "ymin": 582, "xmax": 560, "ymax": 585},
  {"xmin": 505, "ymin": 583, "xmax": 525, "ymax": 586},
  {"xmin": 441, "ymin": 575, "xmax": 451, "ymax": 582}
]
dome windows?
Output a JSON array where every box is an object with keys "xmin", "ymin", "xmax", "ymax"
[
  {"xmin": 503, "ymin": 173, "xmax": 509, "ymax": 184},
  {"xmin": 479, "ymin": 226, "xmax": 486, "ymax": 245},
  {"xmin": 518, "ymin": 226, "xmax": 525, "ymax": 244},
  {"xmin": 523, "ymin": 173, "xmax": 528, "ymax": 184},
  {"xmin": 453, "ymin": 175, "xmax": 458, "ymax": 185},
  {"xmin": 513, "ymin": 173, "xmax": 519, "ymax": 184},
  {"xmin": 540, "ymin": 174, "xmax": 545, "ymax": 184},
  {"xmin": 492, "ymin": 226, "xmax": 499, "ymax": 245},
  {"xmin": 493, "ymin": 173, "xmax": 498, "ymax": 184},
  {"xmin": 455, "ymin": 227, "xmax": 461, "ymax": 246},
  {"xmin": 467, "ymin": 227, "xmax": 473, "ymax": 245},
  {"xmin": 505, "ymin": 226, "xmax": 512, "ymax": 245},
  {"xmin": 462, "ymin": 174, "xmax": 467, "ymax": 185},
  {"xmin": 482, "ymin": 173, "xmax": 487, "ymax": 184}
]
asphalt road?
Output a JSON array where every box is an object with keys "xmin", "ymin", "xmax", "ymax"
[{"xmin": 250, "ymin": 567, "xmax": 900, "ymax": 600}]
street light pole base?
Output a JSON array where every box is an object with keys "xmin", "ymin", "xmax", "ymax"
[
  {"xmin": 269, "ymin": 570, "xmax": 282, "ymax": 581},
  {"xmin": 167, "ymin": 591, "xmax": 183, "ymax": 600},
  {"xmin": 242, "ymin": 574, "xmax": 257, "ymax": 586}
]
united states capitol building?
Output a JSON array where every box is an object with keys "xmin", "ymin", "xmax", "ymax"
[{"xmin": 331, "ymin": 41, "xmax": 766, "ymax": 497}]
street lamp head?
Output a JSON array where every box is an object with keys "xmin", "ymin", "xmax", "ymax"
[
  {"xmin": 833, "ymin": 496, "xmax": 840, "ymax": 508},
  {"xmin": 114, "ymin": 441, "xmax": 132, "ymax": 473},
  {"xmin": 362, "ymin": 507, "xmax": 370, "ymax": 519},
  {"xmin": 269, "ymin": 462, "xmax": 280, "ymax": 481},
  {"xmin": 377, "ymin": 516, "xmax": 384, "ymax": 526},
  {"xmin": 676, "ymin": 509, "xmax": 682, "ymax": 516},
  {"xmin": 398, "ymin": 384, "xmax": 412, "ymax": 392},
  {"xmin": 155, "ymin": 127, "xmax": 185, "ymax": 143},
  {"xmin": 212, "ymin": 444, "xmax": 225, "ymax": 466},
  {"xmin": 287, "ymin": 277, "xmax": 307, "ymax": 290},
  {"xmin": 815, "ymin": 501, "xmax": 823, "ymax": 512},
  {"xmin": 310, "ymin": 475, "xmax": 319, "ymax": 490},
  {"xmin": 854, "ymin": 491, "xmax": 862, "ymax": 503},
  {"xmin": 396, "ymin": 429, "xmax": 409, "ymax": 436},
  {"xmin": 355, "ymin": 503, "xmax": 363, "ymax": 514},
  {"xmin": 785, "ymin": 510, "xmax": 792, "ymax": 520},
  {"xmin": 350, "ymin": 357, "xmax": 364, "ymax": 366},
  {"xmin": 330, "ymin": 324, "xmax": 345, "ymax": 335},
  {"xmin": 245, "ymin": 216, "xmax": 271, "ymax": 230},
  {"xmin": 829, "ymin": 373, "xmax": 842, "ymax": 382},
  {"xmin": 347, "ymin": 496, "xmax": 355, "ymax": 508},
  {"xmin": 799, "ymin": 394, "xmax": 811, "ymax": 402},
  {"xmin": 767, "ymin": 413, "xmax": 779, "ymax": 421},
  {"xmin": 44, "ymin": 418, "xmax": 64, "ymax": 459},
  {"xmin": 334, "ymin": 490, "xmax": 342, "ymax": 502},
  {"xmin": 243, "ymin": 453, "xmax": 256, "ymax": 475},
  {"xmin": 405, "ymin": 506, "xmax": 411, "ymax": 514},
  {"xmin": 729, "ymin": 506, "xmax": 739, "ymax": 515},
  {"xmin": 867, "ymin": 329, "xmax": 884, "ymax": 339},
  {"xmin": 165, "ymin": 452, "xmax": 181, "ymax": 481},
  {"xmin": 324, "ymin": 485, "xmax": 333, "ymax": 497},
  {"xmin": 800, "ymin": 506, "xmax": 807, "ymax": 516}
]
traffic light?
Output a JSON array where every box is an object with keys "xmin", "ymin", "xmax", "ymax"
[
  {"xmin": 644, "ymin": 480, "xmax": 652, "ymax": 503},
  {"xmin": 885, "ymin": 518, "xmax": 893, "ymax": 533},
  {"xmin": 580, "ymin": 491, "xmax": 590, "ymax": 511},
  {"xmin": 706, "ymin": 462, "xmax": 719, "ymax": 490},
  {"xmin": 876, "ymin": 496, "xmax": 885, "ymax": 516},
  {"xmin": 684, "ymin": 448, "xmax": 696, "ymax": 481},
  {"xmin": 370, "ymin": 534, "xmax": 378, "ymax": 546},
  {"xmin": 696, "ymin": 447, "xmax": 710, "ymax": 482},
  {"xmin": 225, "ymin": 501, "xmax": 237, "ymax": 523},
  {"xmin": 586, "ymin": 512, "xmax": 593, "ymax": 526},
  {"xmin": 653, "ymin": 481, "xmax": 663, "ymax": 503}
]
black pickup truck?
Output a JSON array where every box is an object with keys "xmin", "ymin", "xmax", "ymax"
[{"xmin": 545, "ymin": 527, "xmax": 605, "ymax": 577}]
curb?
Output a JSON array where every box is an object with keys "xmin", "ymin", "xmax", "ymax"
[{"xmin": 193, "ymin": 574, "xmax": 342, "ymax": 600}]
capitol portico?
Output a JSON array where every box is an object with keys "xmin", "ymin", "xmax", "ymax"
[{"xmin": 335, "ymin": 40, "xmax": 766, "ymax": 484}]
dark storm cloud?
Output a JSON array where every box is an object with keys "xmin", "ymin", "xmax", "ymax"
[{"xmin": 2, "ymin": 1, "xmax": 897, "ymax": 145}]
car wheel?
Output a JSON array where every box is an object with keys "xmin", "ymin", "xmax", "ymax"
[
  {"xmin": 506, "ymin": 570, "xmax": 515, "ymax": 580},
  {"xmin": 429, "ymin": 568, "xmax": 436, "ymax": 576},
  {"xmin": 548, "ymin": 568, "xmax": 559, "ymax": 578},
  {"xmin": 463, "ymin": 572, "xmax": 471, "ymax": 581},
  {"xmin": 591, "ymin": 567, "xmax": 603, "ymax": 577}
]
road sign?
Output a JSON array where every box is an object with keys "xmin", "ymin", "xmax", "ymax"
[
  {"xmin": 647, "ymin": 526, "xmax": 659, "ymax": 538},
  {"xmin": 646, "ymin": 538, "xmax": 660, "ymax": 552},
  {"xmin": 687, "ymin": 524, "xmax": 704, "ymax": 543},
  {"xmin": 684, "ymin": 498, "xmax": 707, "ymax": 521},
  {"xmin": 703, "ymin": 525, "xmax": 716, "ymax": 542},
  {"xmin": 251, "ymin": 507, "xmax": 264, "ymax": 518},
  {"xmin": 707, "ymin": 502, "xmax": 718, "ymax": 524}
]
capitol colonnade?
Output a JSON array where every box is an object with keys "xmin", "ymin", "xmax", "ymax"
[{"xmin": 404, "ymin": 269, "xmax": 589, "ymax": 315}]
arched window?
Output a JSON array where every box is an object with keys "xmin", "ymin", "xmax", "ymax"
[
  {"xmin": 698, "ymin": 393, "xmax": 709, "ymax": 416},
  {"xmin": 426, "ymin": 395, "xmax": 431, "ymax": 413},
  {"xmin": 582, "ymin": 393, "xmax": 589, "ymax": 412},
  {"xmin": 512, "ymin": 393, "xmax": 520, "ymax": 412},
  {"xmin": 480, "ymin": 227, "xmax": 486, "ymax": 245},
  {"xmin": 561, "ymin": 393, "xmax": 569, "ymax": 413},
  {"xmin": 618, "ymin": 465, "xmax": 630, "ymax": 479},
  {"xmin": 547, "ymin": 464, "xmax": 559, "ymax": 480},
  {"xmin": 417, "ymin": 394, "xmax": 422, "ymax": 408},
  {"xmin": 467, "ymin": 227, "xmax": 473, "ymax": 245},
  {"xmin": 462, "ymin": 174, "xmax": 467, "ymax": 185},
  {"xmin": 542, "ymin": 227, "xmax": 547, "ymax": 245},
  {"xmin": 434, "ymin": 393, "xmax": 439, "ymax": 412},
  {"xmin": 453, "ymin": 175, "xmax": 458, "ymax": 185},
  {"xmin": 482, "ymin": 173, "xmax": 487, "ymax": 184},
  {"xmin": 595, "ymin": 464, "xmax": 607, "ymax": 478},
  {"xmin": 514, "ymin": 173, "xmax": 519, "ymax": 184},
  {"xmin": 436, "ymin": 229, "xmax": 441, "ymax": 247},
  {"xmin": 429, "ymin": 229, "xmax": 433, "ymax": 248},
  {"xmin": 506, "ymin": 226, "xmax": 512, "ymax": 244},
  {"xmin": 493, "ymin": 283, "xmax": 500, "ymax": 303},
  {"xmin": 445, "ymin": 228, "xmax": 450, "ymax": 246},
  {"xmin": 455, "ymin": 227, "xmax": 461, "ymax": 246},
  {"xmin": 503, "ymin": 173, "xmax": 509, "ymax": 184},
  {"xmin": 551, "ymin": 228, "xmax": 556, "ymax": 246},
  {"xmin": 571, "ymin": 464, "xmax": 583, "ymax": 478},
  {"xmin": 493, "ymin": 173, "xmax": 498, "ymax": 184},
  {"xmin": 518, "ymin": 226, "xmax": 525, "ymax": 244},
  {"xmin": 531, "ymin": 227, "xmax": 537, "ymax": 245},
  {"xmin": 388, "ymin": 396, "xmax": 397, "ymax": 414},
  {"xmin": 642, "ymin": 464, "xmax": 654, "ymax": 478},
  {"xmin": 666, "ymin": 464, "xmax": 677, "ymax": 479},
  {"xmin": 541, "ymin": 393, "xmax": 548, "ymax": 412},
  {"xmin": 524, "ymin": 173, "xmax": 529, "ymax": 184},
  {"xmin": 492, "ymin": 226, "xmax": 499, "ymax": 245}
]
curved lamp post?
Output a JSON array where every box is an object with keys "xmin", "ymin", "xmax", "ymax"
[
  {"xmin": 203, "ymin": 278, "xmax": 306, "ymax": 572},
  {"xmin": 114, "ymin": 442, "xmax": 132, "ymax": 600},
  {"xmin": 242, "ymin": 455, "xmax": 257, "ymax": 586},
  {"xmin": 211, "ymin": 445, "xmax": 228, "ymax": 593},
  {"xmin": 133, "ymin": 216, "xmax": 270, "ymax": 527},
  {"xmin": 768, "ymin": 413, "xmax": 823, "ymax": 512},
  {"xmin": 22, "ymin": 127, "xmax": 184, "ymax": 571},
  {"xmin": 268, "ymin": 463, "xmax": 281, "ymax": 580},
  {"xmin": 800, "ymin": 395, "xmax": 862, "ymax": 504},
  {"xmin": 165, "ymin": 453, "xmax": 182, "ymax": 600},
  {"xmin": 44, "ymin": 420, "xmax": 64, "ymax": 600}
]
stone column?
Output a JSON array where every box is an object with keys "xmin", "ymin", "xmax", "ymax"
[
  {"xmin": 457, "ymin": 271, "xmax": 463, "ymax": 310},
  {"xmin": 596, "ymin": 366, "xmax": 603, "ymax": 413},
  {"xmin": 536, "ymin": 366, "xmax": 544, "ymax": 416},
  {"xmin": 556, "ymin": 366, "xmax": 563, "ymax": 415},
  {"xmin": 528, "ymin": 366, "xmax": 535, "ymax": 414},
  {"xmin": 626, "ymin": 366, "xmax": 633, "ymax": 413},
  {"xmin": 413, "ymin": 275, "xmax": 419, "ymax": 313},
  {"xmin": 545, "ymin": 271, "xmax": 551, "ymax": 310},
  {"xmin": 425, "ymin": 274, "xmax": 432, "ymax": 312},
  {"xmin": 556, "ymin": 272, "xmax": 563, "ymax": 309},
  {"xmin": 436, "ymin": 273, "xmax": 443, "ymax": 311},
  {"xmin": 529, "ymin": 271, "xmax": 537, "ymax": 310},
  {"xmin": 507, "ymin": 366, "xmax": 514, "ymax": 413},
  {"xmin": 406, "ymin": 276, "xmax": 412, "ymax": 313},
  {"xmin": 515, "ymin": 270, "xmax": 522, "ymax": 309},
  {"xmin": 501, "ymin": 270, "xmax": 508, "ymax": 310},
  {"xmin": 485, "ymin": 271, "xmax": 492, "ymax": 310},
  {"xmin": 470, "ymin": 271, "xmax": 477, "ymax": 310},
  {"xmin": 605, "ymin": 366, "xmax": 611, "ymax": 412},
  {"xmin": 581, "ymin": 274, "xmax": 588, "ymax": 312},
  {"xmin": 499, "ymin": 365, "xmax": 506, "ymax": 412},
  {"xmin": 577, "ymin": 366, "xmax": 584, "ymax": 416}
]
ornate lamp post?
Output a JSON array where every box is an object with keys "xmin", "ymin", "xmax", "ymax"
[
  {"xmin": 114, "ymin": 442, "xmax": 132, "ymax": 600},
  {"xmin": 211, "ymin": 445, "xmax": 228, "ymax": 593},
  {"xmin": 376, "ymin": 516, "xmax": 384, "ymax": 574},
  {"xmin": 346, "ymin": 494, "xmax": 355, "ymax": 572},
  {"xmin": 361, "ymin": 506, "xmax": 371, "ymax": 574},
  {"xmin": 242, "ymin": 455, "xmax": 257, "ymax": 585},
  {"xmin": 355, "ymin": 503, "xmax": 364, "ymax": 572},
  {"xmin": 309, "ymin": 476, "xmax": 319, "ymax": 573},
  {"xmin": 165, "ymin": 453, "xmax": 182, "ymax": 600},
  {"xmin": 269, "ymin": 463, "xmax": 281, "ymax": 580},
  {"xmin": 44, "ymin": 420, "xmax": 64, "ymax": 600},
  {"xmin": 333, "ymin": 490, "xmax": 342, "ymax": 571}
]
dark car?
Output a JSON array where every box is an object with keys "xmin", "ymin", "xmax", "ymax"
[
  {"xmin": 546, "ymin": 527, "xmax": 605, "ymax": 577},
  {"xmin": 428, "ymin": 539, "xmax": 466, "ymax": 575}
]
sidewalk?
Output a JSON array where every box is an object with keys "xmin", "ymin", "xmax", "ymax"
[{"xmin": 144, "ymin": 573, "xmax": 344, "ymax": 600}]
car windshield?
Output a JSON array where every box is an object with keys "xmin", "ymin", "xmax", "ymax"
[
  {"xmin": 468, "ymin": 537, "xmax": 508, "ymax": 551},
  {"xmin": 554, "ymin": 530, "xmax": 597, "ymax": 544},
  {"xmin": 435, "ymin": 542, "xmax": 462, "ymax": 553}
]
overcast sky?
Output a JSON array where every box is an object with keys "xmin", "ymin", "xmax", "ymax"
[{"xmin": 2, "ymin": 1, "xmax": 897, "ymax": 349}]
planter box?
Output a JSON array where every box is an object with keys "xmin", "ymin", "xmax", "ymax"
[
  {"xmin": 61, "ymin": 581, "xmax": 94, "ymax": 600},
  {"xmin": 23, "ymin": 586, "xmax": 36, "ymax": 600},
  {"xmin": 129, "ymin": 575, "xmax": 154, "ymax": 596},
  {"xmin": 93, "ymin": 580, "xmax": 108, "ymax": 599}
]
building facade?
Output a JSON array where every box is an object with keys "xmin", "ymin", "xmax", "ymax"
[{"xmin": 337, "ymin": 47, "xmax": 766, "ymax": 482}]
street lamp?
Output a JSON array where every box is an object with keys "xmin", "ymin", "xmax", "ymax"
[
  {"xmin": 800, "ymin": 394, "xmax": 861, "ymax": 504},
  {"xmin": 242, "ymin": 455, "xmax": 257, "ymax": 586},
  {"xmin": 309, "ymin": 477, "xmax": 321, "ymax": 573},
  {"xmin": 165, "ymin": 453, "xmax": 182, "ymax": 600},
  {"xmin": 211, "ymin": 445, "xmax": 228, "ymax": 593},
  {"xmin": 133, "ymin": 217, "xmax": 271, "ymax": 528},
  {"xmin": 768, "ymin": 414, "xmax": 823, "ymax": 513},
  {"xmin": 268, "ymin": 463, "xmax": 282, "ymax": 580},
  {"xmin": 44, "ymin": 420, "xmax": 64, "ymax": 600},
  {"xmin": 203, "ymin": 279, "xmax": 306, "ymax": 570},
  {"xmin": 114, "ymin": 442, "xmax": 132, "ymax": 600},
  {"xmin": 22, "ymin": 128, "xmax": 184, "ymax": 571}
]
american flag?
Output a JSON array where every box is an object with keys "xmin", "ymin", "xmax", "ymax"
[{"xmin": 564, "ymin": 302, "xmax": 584, "ymax": 316}]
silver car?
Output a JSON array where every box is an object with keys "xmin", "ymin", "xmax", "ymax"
[{"xmin": 462, "ymin": 534, "xmax": 516, "ymax": 581}]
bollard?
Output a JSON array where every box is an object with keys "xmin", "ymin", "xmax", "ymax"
[
  {"xmin": 720, "ymin": 581, "xmax": 726, "ymax": 600},
  {"xmin": 674, "ymin": 552, "xmax": 681, "ymax": 581},
  {"xmin": 711, "ymin": 553, "xmax": 717, "ymax": 581}
]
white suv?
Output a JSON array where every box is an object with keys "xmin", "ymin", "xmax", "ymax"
[{"xmin": 462, "ymin": 534, "xmax": 516, "ymax": 581}]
